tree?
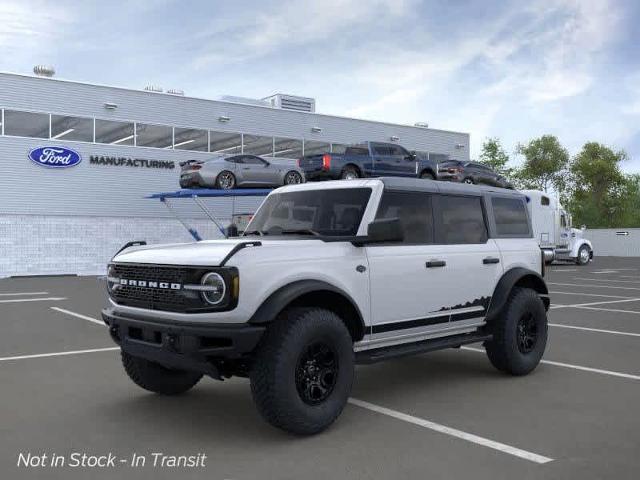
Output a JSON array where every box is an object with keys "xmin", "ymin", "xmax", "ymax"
[
  {"xmin": 514, "ymin": 135, "xmax": 569, "ymax": 193},
  {"xmin": 478, "ymin": 137, "xmax": 512, "ymax": 176},
  {"xmin": 568, "ymin": 143, "xmax": 640, "ymax": 228}
]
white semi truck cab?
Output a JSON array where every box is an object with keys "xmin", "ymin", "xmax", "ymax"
[{"xmin": 522, "ymin": 190, "xmax": 593, "ymax": 265}]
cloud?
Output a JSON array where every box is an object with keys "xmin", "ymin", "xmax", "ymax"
[
  {"xmin": 0, "ymin": 1, "xmax": 71, "ymax": 51},
  {"xmin": 191, "ymin": 0, "xmax": 417, "ymax": 68}
]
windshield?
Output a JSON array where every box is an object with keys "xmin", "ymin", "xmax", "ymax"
[{"xmin": 244, "ymin": 188, "xmax": 371, "ymax": 237}]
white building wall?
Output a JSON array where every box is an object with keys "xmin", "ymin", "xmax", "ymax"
[
  {"xmin": 584, "ymin": 228, "xmax": 640, "ymax": 257},
  {"xmin": 0, "ymin": 215, "xmax": 226, "ymax": 277}
]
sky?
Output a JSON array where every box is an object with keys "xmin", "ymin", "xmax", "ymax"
[{"xmin": 1, "ymin": 0, "xmax": 639, "ymax": 171}]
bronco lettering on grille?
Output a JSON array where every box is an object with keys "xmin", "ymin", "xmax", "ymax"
[{"xmin": 119, "ymin": 279, "xmax": 182, "ymax": 290}]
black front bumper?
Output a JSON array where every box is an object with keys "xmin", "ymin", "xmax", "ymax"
[{"xmin": 102, "ymin": 308, "xmax": 265, "ymax": 378}]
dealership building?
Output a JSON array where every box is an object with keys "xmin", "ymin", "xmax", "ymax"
[{"xmin": 0, "ymin": 70, "xmax": 470, "ymax": 277}]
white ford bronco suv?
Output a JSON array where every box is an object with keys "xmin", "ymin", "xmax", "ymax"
[{"xmin": 102, "ymin": 178, "xmax": 550, "ymax": 434}]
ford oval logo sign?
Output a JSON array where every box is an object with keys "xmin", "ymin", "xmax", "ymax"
[{"xmin": 28, "ymin": 146, "xmax": 82, "ymax": 168}]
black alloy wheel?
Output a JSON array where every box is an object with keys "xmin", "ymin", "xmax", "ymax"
[
  {"xmin": 295, "ymin": 341, "xmax": 339, "ymax": 405},
  {"xmin": 516, "ymin": 313, "xmax": 537, "ymax": 354}
]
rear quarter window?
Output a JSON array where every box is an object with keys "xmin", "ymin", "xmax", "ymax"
[{"xmin": 492, "ymin": 197, "xmax": 531, "ymax": 236}]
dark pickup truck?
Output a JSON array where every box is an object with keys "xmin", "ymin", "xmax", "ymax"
[{"xmin": 298, "ymin": 141, "xmax": 439, "ymax": 181}]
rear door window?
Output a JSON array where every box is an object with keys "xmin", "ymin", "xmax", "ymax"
[
  {"xmin": 435, "ymin": 195, "xmax": 488, "ymax": 244},
  {"xmin": 375, "ymin": 191, "xmax": 434, "ymax": 244},
  {"xmin": 492, "ymin": 197, "xmax": 530, "ymax": 236}
]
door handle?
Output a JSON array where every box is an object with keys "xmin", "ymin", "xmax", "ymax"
[
  {"xmin": 426, "ymin": 260, "xmax": 446, "ymax": 268},
  {"xmin": 483, "ymin": 257, "xmax": 500, "ymax": 264}
]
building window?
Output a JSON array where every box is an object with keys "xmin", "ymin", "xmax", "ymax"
[
  {"xmin": 4, "ymin": 110, "xmax": 49, "ymax": 138},
  {"xmin": 303, "ymin": 140, "xmax": 330, "ymax": 156},
  {"xmin": 209, "ymin": 131, "xmax": 242, "ymax": 154},
  {"xmin": 273, "ymin": 137, "xmax": 303, "ymax": 159},
  {"xmin": 51, "ymin": 115, "xmax": 94, "ymax": 142},
  {"xmin": 243, "ymin": 134, "xmax": 274, "ymax": 156},
  {"xmin": 95, "ymin": 119, "xmax": 135, "ymax": 145},
  {"xmin": 173, "ymin": 127, "xmax": 208, "ymax": 151},
  {"xmin": 136, "ymin": 123, "xmax": 173, "ymax": 149},
  {"xmin": 331, "ymin": 143, "xmax": 348, "ymax": 154}
]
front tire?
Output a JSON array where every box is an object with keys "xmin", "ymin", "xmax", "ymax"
[
  {"xmin": 215, "ymin": 171, "xmax": 236, "ymax": 190},
  {"xmin": 250, "ymin": 308, "xmax": 354, "ymax": 435},
  {"xmin": 485, "ymin": 288, "xmax": 547, "ymax": 376},
  {"xmin": 576, "ymin": 245, "xmax": 591, "ymax": 265},
  {"xmin": 463, "ymin": 177, "xmax": 475, "ymax": 184},
  {"xmin": 121, "ymin": 351, "xmax": 203, "ymax": 395}
]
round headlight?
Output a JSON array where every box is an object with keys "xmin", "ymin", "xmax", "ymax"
[{"xmin": 200, "ymin": 272, "xmax": 226, "ymax": 305}]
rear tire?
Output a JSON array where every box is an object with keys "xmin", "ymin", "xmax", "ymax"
[
  {"xmin": 284, "ymin": 171, "xmax": 303, "ymax": 185},
  {"xmin": 250, "ymin": 308, "xmax": 354, "ymax": 435},
  {"xmin": 485, "ymin": 288, "xmax": 547, "ymax": 376},
  {"xmin": 121, "ymin": 351, "xmax": 203, "ymax": 395},
  {"xmin": 215, "ymin": 171, "xmax": 236, "ymax": 190},
  {"xmin": 340, "ymin": 165, "xmax": 360, "ymax": 180},
  {"xmin": 576, "ymin": 245, "xmax": 591, "ymax": 265},
  {"xmin": 420, "ymin": 171, "xmax": 435, "ymax": 180}
]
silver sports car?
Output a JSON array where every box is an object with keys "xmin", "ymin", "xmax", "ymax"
[{"xmin": 179, "ymin": 154, "xmax": 305, "ymax": 189}]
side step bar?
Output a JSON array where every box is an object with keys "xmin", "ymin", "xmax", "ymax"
[{"xmin": 356, "ymin": 331, "xmax": 492, "ymax": 365}]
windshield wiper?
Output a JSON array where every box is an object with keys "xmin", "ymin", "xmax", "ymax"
[
  {"xmin": 243, "ymin": 230, "xmax": 265, "ymax": 236},
  {"xmin": 280, "ymin": 229, "xmax": 321, "ymax": 237}
]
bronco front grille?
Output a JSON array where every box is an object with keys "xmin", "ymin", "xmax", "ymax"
[{"xmin": 109, "ymin": 264, "xmax": 191, "ymax": 312}]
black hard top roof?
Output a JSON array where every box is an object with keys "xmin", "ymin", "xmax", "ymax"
[{"xmin": 379, "ymin": 177, "xmax": 524, "ymax": 198}]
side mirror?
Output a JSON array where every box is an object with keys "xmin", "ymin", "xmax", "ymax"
[{"xmin": 359, "ymin": 218, "xmax": 404, "ymax": 245}]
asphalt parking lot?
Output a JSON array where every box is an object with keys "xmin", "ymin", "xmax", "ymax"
[{"xmin": 1, "ymin": 257, "xmax": 640, "ymax": 480}]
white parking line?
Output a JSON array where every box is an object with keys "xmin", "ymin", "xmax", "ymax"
[
  {"xmin": 549, "ymin": 323, "xmax": 640, "ymax": 338},
  {"xmin": 50, "ymin": 307, "xmax": 105, "ymax": 326},
  {"xmin": 551, "ymin": 297, "xmax": 640, "ymax": 309},
  {"xmin": 572, "ymin": 306, "xmax": 640, "ymax": 315},
  {"xmin": 548, "ymin": 282, "xmax": 640, "ymax": 291},
  {"xmin": 0, "ymin": 291, "xmax": 49, "ymax": 296},
  {"xmin": 348, "ymin": 398, "xmax": 553, "ymax": 464},
  {"xmin": 574, "ymin": 277, "xmax": 640, "ymax": 285},
  {"xmin": 0, "ymin": 297, "xmax": 67, "ymax": 304},
  {"xmin": 0, "ymin": 347, "xmax": 119, "ymax": 362},
  {"xmin": 550, "ymin": 291, "xmax": 632, "ymax": 299},
  {"xmin": 461, "ymin": 347, "xmax": 640, "ymax": 381}
]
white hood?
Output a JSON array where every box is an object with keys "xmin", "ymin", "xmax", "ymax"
[{"xmin": 112, "ymin": 239, "xmax": 251, "ymax": 266}]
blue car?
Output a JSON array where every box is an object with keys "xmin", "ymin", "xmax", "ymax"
[{"xmin": 298, "ymin": 141, "xmax": 439, "ymax": 181}]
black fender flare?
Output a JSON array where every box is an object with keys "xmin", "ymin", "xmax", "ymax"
[
  {"xmin": 248, "ymin": 280, "xmax": 366, "ymax": 336},
  {"xmin": 485, "ymin": 268, "xmax": 549, "ymax": 323}
]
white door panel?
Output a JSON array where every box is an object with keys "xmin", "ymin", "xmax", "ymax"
[{"xmin": 366, "ymin": 240, "xmax": 502, "ymax": 340}]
